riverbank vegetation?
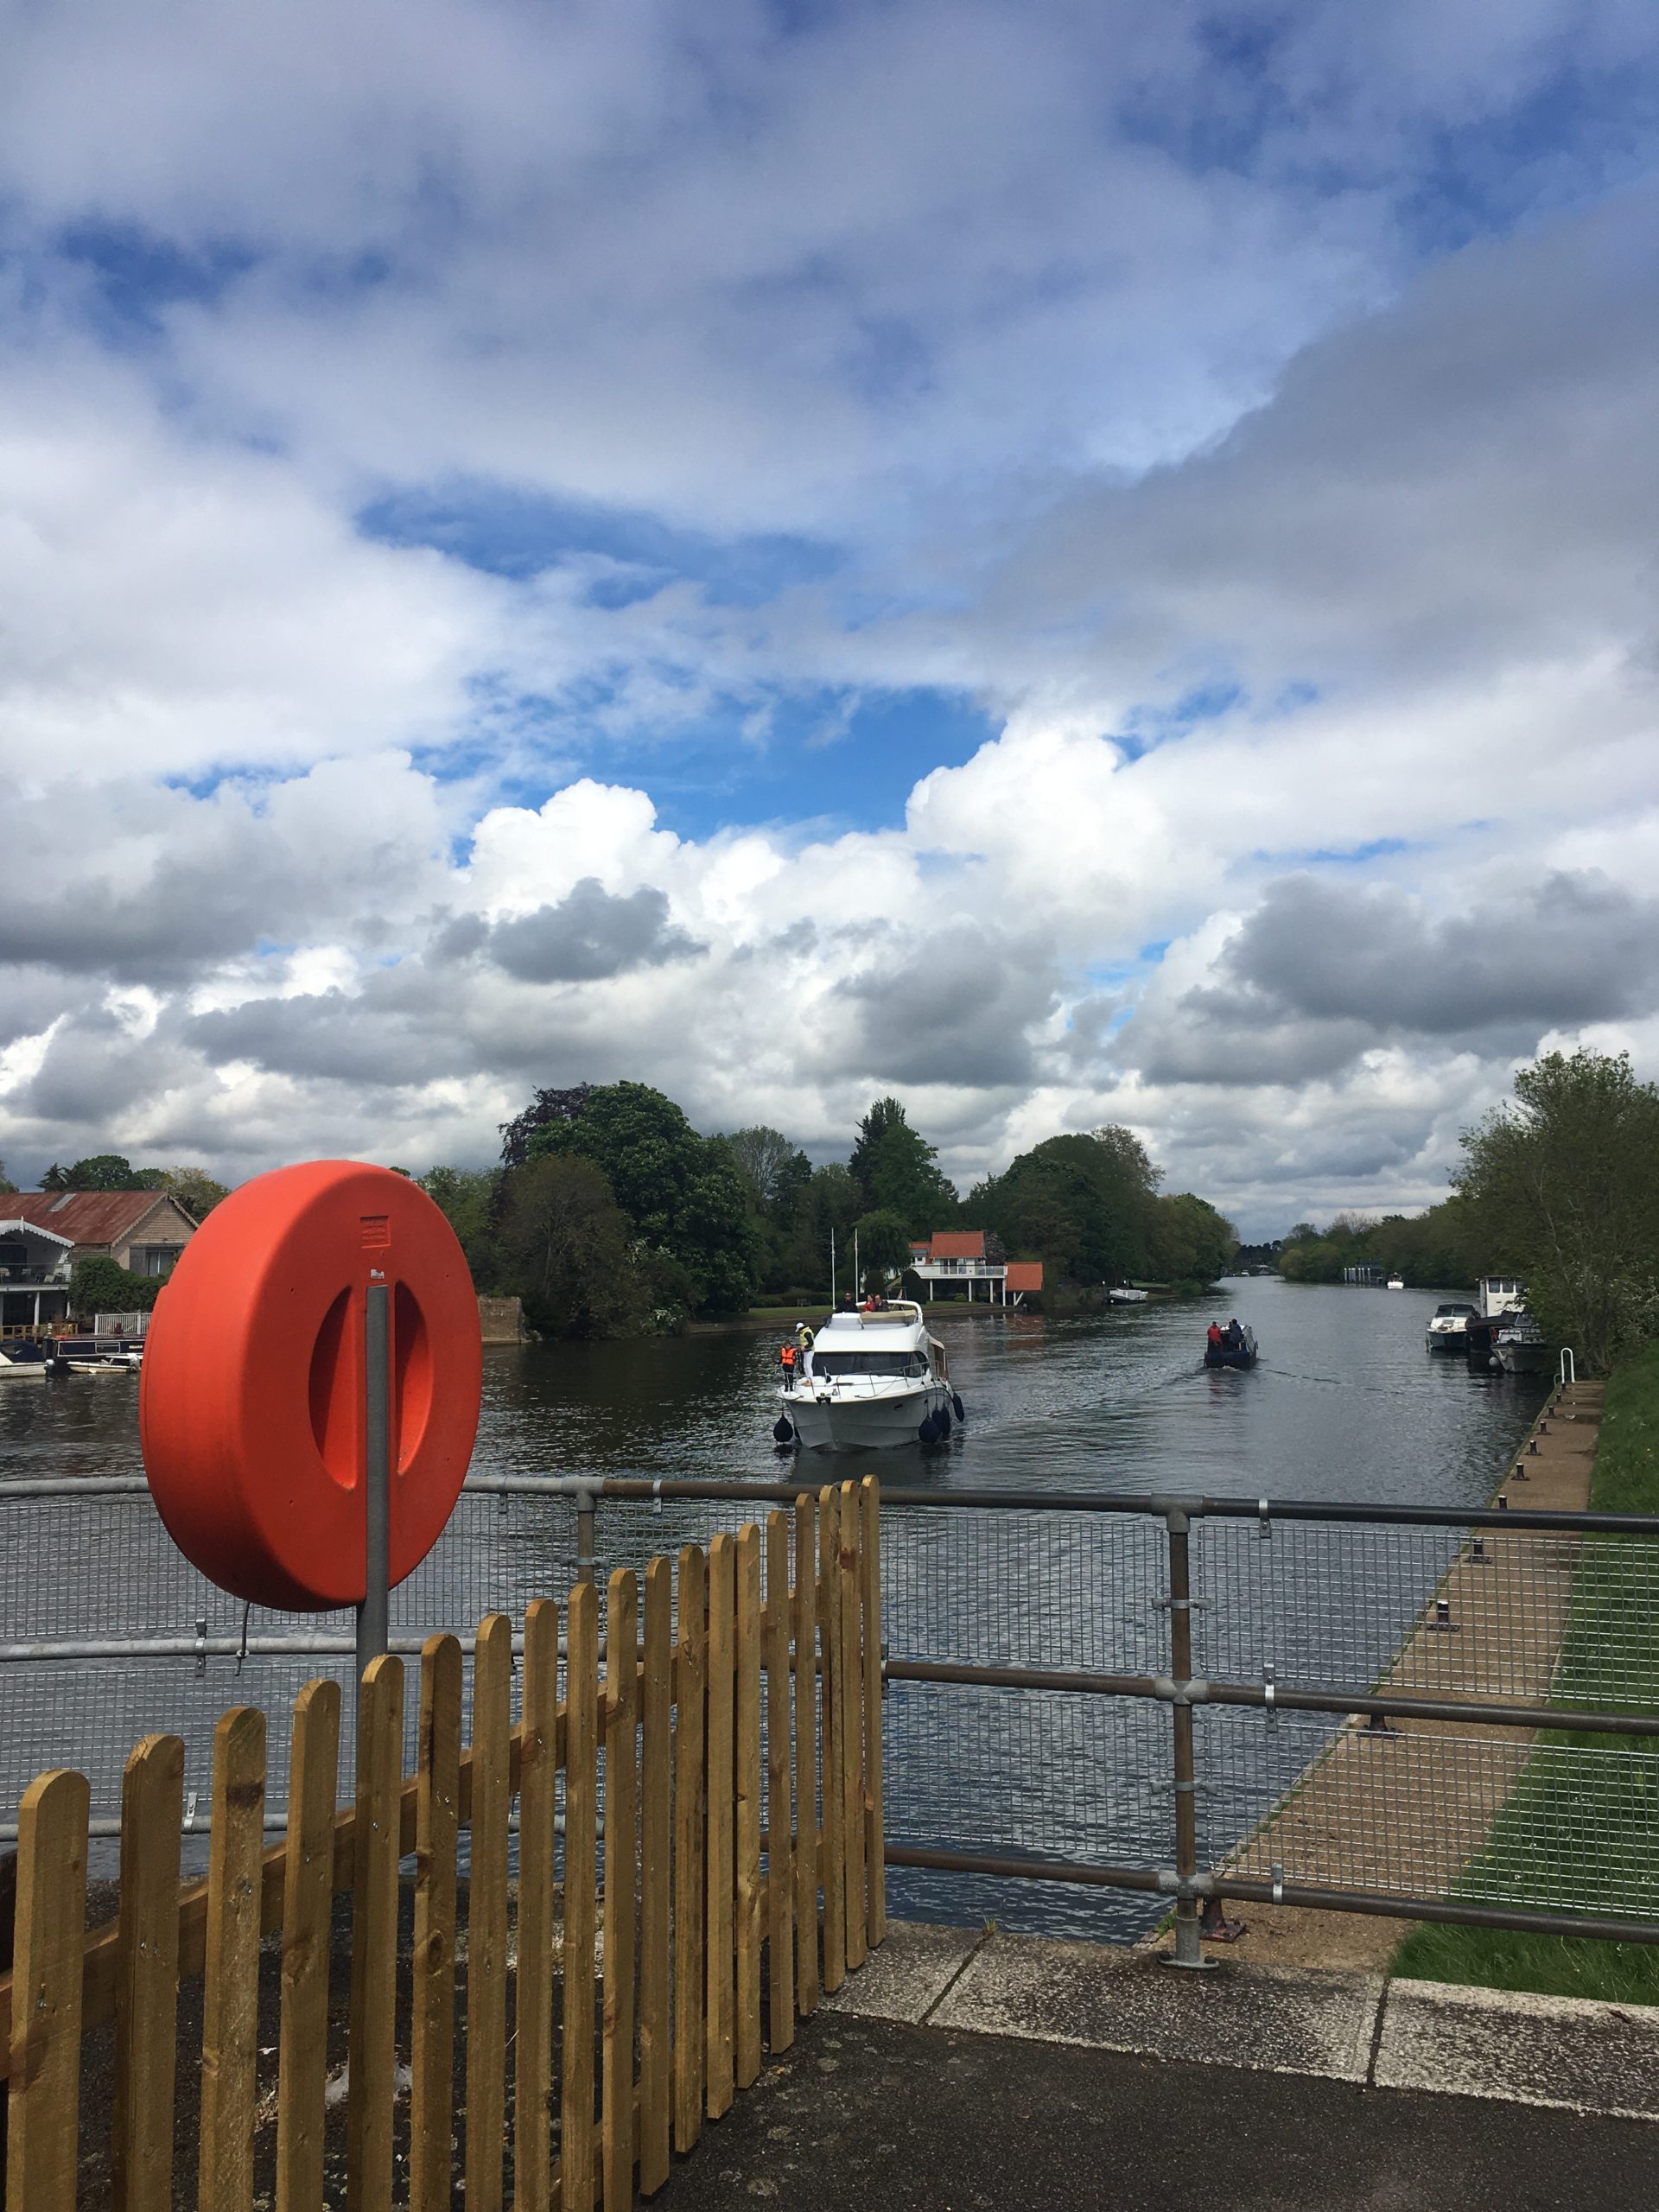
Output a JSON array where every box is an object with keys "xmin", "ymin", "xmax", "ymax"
[
  {"xmin": 1390, "ymin": 1344, "xmax": 1659, "ymax": 2005},
  {"xmin": 417, "ymin": 1085, "xmax": 1236, "ymax": 1338},
  {"xmin": 1279, "ymin": 1049, "xmax": 1659, "ymax": 1375}
]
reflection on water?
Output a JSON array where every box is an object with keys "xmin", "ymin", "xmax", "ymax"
[{"xmin": 1, "ymin": 1279, "xmax": 1548, "ymax": 1932}]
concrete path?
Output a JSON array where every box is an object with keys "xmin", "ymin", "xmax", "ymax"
[{"xmin": 656, "ymin": 1923, "xmax": 1659, "ymax": 2210}]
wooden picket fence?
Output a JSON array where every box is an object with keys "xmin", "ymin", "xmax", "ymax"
[{"xmin": 0, "ymin": 1478, "xmax": 884, "ymax": 2211}]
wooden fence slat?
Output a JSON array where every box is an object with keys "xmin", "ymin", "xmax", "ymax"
[
  {"xmin": 346, "ymin": 1658, "xmax": 403, "ymax": 2212},
  {"xmin": 467, "ymin": 1613, "xmax": 513, "ymax": 2212},
  {"xmin": 861, "ymin": 1477, "xmax": 887, "ymax": 1947},
  {"xmin": 603, "ymin": 1569, "xmax": 639, "ymax": 2211},
  {"xmin": 517, "ymin": 1601, "xmax": 561, "ymax": 2212},
  {"xmin": 638, "ymin": 1558, "xmax": 673, "ymax": 2194},
  {"xmin": 734, "ymin": 1526, "xmax": 763, "ymax": 2089},
  {"xmin": 113, "ymin": 1734, "xmax": 183, "ymax": 2212},
  {"xmin": 276, "ymin": 1681, "xmax": 340, "ymax": 2212},
  {"xmin": 410, "ymin": 1637, "xmax": 461, "ymax": 2212},
  {"xmin": 200, "ymin": 1707, "xmax": 267, "ymax": 2212},
  {"xmin": 563, "ymin": 1578, "xmax": 600, "ymax": 2212},
  {"xmin": 792, "ymin": 1495, "xmax": 819, "ymax": 2017},
  {"xmin": 671, "ymin": 1547, "xmax": 706, "ymax": 2155},
  {"xmin": 7, "ymin": 1768, "xmax": 89, "ymax": 2212},
  {"xmin": 764, "ymin": 1510, "xmax": 795, "ymax": 2052},
  {"xmin": 817, "ymin": 1490, "xmax": 846, "ymax": 1994},
  {"xmin": 840, "ymin": 1482, "xmax": 867, "ymax": 1972},
  {"xmin": 704, "ymin": 1532, "xmax": 736, "ymax": 2118}
]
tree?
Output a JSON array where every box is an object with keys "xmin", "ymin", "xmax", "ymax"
[
  {"xmin": 1147, "ymin": 1193, "xmax": 1237, "ymax": 1285},
  {"xmin": 0, "ymin": 1160, "xmax": 16, "ymax": 1196},
  {"xmin": 494, "ymin": 1155, "xmax": 647, "ymax": 1338},
  {"xmin": 499, "ymin": 1084, "xmax": 595, "ymax": 1170},
  {"xmin": 971, "ymin": 1129, "xmax": 1158, "ymax": 1282},
  {"xmin": 719, "ymin": 1127, "xmax": 811, "ymax": 1217},
  {"xmin": 40, "ymin": 1163, "xmax": 68, "ymax": 1190},
  {"xmin": 524, "ymin": 1081, "xmax": 760, "ymax": 1313},
  {"xmin": 63, "ymin": 1154, "xmax": 165, "ymax": 1191},
  {"xmin": 848, "ymin": 1098, "xmax": 959, "ymax": 1237},
  {"xmin": 1455, "ymin": 1049, "xmax": 1659, "ymax": 1371},
  {"xmin": 157, "ymin": 1167, "xmax": 229, "ymax": 1217},
  {"xmin": 69, "ymin": 1255, "xmax": 162, "ymax": 1319},
  {"xmin": 853, "ymin": 1209, "xmax": 914, "ymax": 1294},
  {"xmin": 418, "ymin": 1166, "xmax": 502, "ymax": 1284}
]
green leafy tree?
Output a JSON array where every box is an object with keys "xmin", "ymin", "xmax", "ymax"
[
  {"xmin": 69, "ymin": 1255, "xmax": 162, "ymax": 1319},
  {"xmin": 716, "ymin": 1127, "xmax": 815, "ymax": 1294},
  {"xmin": 849, "ymin": 1098, "xmax": 959, "ymax": 1237},
  {"xmin": 971, "ymin": 1128, "xmax": 1158, "ymax": 1282},
  {"xmin": 1146, "ymin": 1192, "xmax": 1237, "ymax": 1285},
  {"xmin": 0, "ymin": 1160, "xmax": 16, "ymax": 1196},
  {"xmin": 156, "ymin": 1166, "xmax": 230, "ymax": 1217},
  {"xmin": 525, "ymin": 1080, "xmax": 760, "ymax": 1313},
  {"xmin": 417, "ymin": 1166, "xmax": 502, "ymax": 1284},
  {"xmin": 853, "ymin": 1209, "xmax": 914, "ymax": 1294},
  {"xmin": 1455, "ymin": 1049, "xmax": 1659, "ymax": 1371},
  {"xmin": 62, "ymin": 1154, "xmax": 167, "ymax": 1191},
  {"xmin": 494, "ymin": 1155, "xmax": 648, "ymax": 1338}
]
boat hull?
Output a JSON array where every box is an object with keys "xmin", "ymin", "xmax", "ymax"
[
  {"xmin": 1204, "ymin": 1347, "xmax": 1257, "ymax": 1370},
  {"xmin": 783, "ymin": 1382, "xmax": 952, "ymax": 1450},
  {"xmin": 1495, "ymin": 1338, "xmax": 1550, "ymax": 1375}
]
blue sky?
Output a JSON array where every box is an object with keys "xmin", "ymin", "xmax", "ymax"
[{"xmin": 1, "ymin": 1, "xmax": 1657, "ymax": 1231}]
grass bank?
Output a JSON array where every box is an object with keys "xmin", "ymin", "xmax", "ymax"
[{"xmin": 1390, "ymin": 1345, "xmax": 1659, "ymax": 2005}]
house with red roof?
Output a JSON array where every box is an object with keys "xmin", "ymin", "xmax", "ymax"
[
  {"xmin": 2, "ymin": 1190, "xmax": 200, "ymax": 1335},
  {"xmin": 907, "ymin": 1229, "xmax": 1042, "ymax": 1306}
]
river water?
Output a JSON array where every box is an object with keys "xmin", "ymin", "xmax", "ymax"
[{"xmin": 0, "ymin": 1279, "xmax": 1547, "ymax": 1929}]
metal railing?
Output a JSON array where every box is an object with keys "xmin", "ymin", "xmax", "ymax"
[{"xmin": 3, "ymin": 1408, "xmax": 1657, "ymax": 1960}]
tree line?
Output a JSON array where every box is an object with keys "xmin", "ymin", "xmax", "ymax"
[
  {"xmin": 420, "ymin": 1085, "xmax": 1239, "ymax": 1338},
  {"xmin": 1277, "ymin": 1049, "xmax": 1659, "ymax": 1373}
]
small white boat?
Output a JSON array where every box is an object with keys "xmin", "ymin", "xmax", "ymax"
[
  {"xmin": 1107, "ymin": 1287, "xmax": 1151, "ymax": 1305},
  {"xmin": 1386, "ymin": 1276, "xmax": 1405, "ymax": 1291},
  {"xmin": 1494, "ymin": 1317, "xmax": 1550, "ymax": 1375},
  {"xmin": 62, "ymin": 1358, "xmax": 133, "ymax": 1376},
  {"xmin": 0, "ymin": 1351, "xmax": 47, "ymax": 1381},
  {"xmin": 1426, "ymin": 1301, "xmax": 1476, "ymax": 1351},
  {"xmin": 776, "ymin": 1300, "xmax": 959, "ymax": 1450}
]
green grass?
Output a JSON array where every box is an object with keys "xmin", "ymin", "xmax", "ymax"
[{"xmin": 1389, "ymin": 1344, "xmax": 1659, "ymax": 2005}]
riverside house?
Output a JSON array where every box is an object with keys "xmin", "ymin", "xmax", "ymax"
[
  {"xmin": 1, "ymin": 1190, "xmax": 200, "ymax": 1335},
  {"xmin": 906, "ymin": 1229, "xmax": 1043, "ymax": 1306}
]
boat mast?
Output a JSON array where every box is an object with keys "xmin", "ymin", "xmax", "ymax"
[{"xmin": 830, "ymin": 1226, "xmax": 836, "ymax": 1306}]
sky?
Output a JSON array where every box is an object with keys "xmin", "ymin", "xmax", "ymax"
[{"xmin": 2, "ymin": 1, "xmax": 1657, "ymax": 1237}]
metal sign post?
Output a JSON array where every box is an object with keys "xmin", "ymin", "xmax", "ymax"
[{"xmin": 357, "ymin": 1278, "xmax": 391, "ymax": 1681}]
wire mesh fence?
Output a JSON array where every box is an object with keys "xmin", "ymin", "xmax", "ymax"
[{"xmin": 3, "ymin": 1471, "xmax": 1657, "ymax": 1936}]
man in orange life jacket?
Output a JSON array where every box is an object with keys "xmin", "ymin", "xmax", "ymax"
[
  {"xmin": 1206, "ymin": 1321, "xmax": 1224, "ymax": 1353},
  {"xmin": 780, "ymin": 1340, "xmax": 798, "ymax": 1391}
]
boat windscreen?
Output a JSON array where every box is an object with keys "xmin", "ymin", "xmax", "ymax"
[{"xmin": 811, "ymin": 1351, "xmax": 928, "ymax": 1378}]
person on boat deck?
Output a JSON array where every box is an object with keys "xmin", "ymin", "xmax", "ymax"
[
  {"xmin": 796, "ymin": 1323, "xmax": 815, "ymax": 1381},
  {"xmin": 1207, "ymin": 1321, "xmax": 1224, "ymax": 1351},
  {"xmin": 779, "ymin": 1340, "xmax": 798, "ymax": 1390},
  {"xmin": 1225, "ymin": 1318, "xmax": 1243, "ymax": 1347}
]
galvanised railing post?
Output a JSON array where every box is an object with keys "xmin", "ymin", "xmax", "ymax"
[
  {"xmin": 574, "ymin": 1479, "xmax": 600, "ymax": 1589},
  {"xmin": 1162, "ymin": 1504, "xmax": 1215, "ymax": 1970}
]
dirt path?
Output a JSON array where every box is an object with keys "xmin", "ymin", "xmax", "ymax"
[{"xmin": 1147, "ymin": 1379, "xmax": 1606, "ymax": 1969}]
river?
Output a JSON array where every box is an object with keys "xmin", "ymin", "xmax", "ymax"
[{"xmin": 0, "ymin": 1278, "xmax": 1548, "ymax": 1929}]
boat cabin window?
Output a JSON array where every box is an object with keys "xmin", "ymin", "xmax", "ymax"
[
  {"xmin": 1434, "ymin": 1303, "xmax": 1475, "ymax": 1317},
  {"xmin": 811, "ymin": 1351, "xmax": 929, "ymax": 1378}
]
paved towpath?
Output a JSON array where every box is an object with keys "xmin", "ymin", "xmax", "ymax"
[{"xmin": 657, "ymin": 1922, "xmax": 1659, "ymax": 2210}]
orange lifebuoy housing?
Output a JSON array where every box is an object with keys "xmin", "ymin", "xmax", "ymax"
[{"xmin": 140, "ymin": 1160, "xmax": 481, "ymax": 1611}]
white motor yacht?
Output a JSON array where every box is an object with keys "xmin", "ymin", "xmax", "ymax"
[
  {"xmin": 1426, "ymin": 1300, "xmax": 1476, "ymax": 1351},
  {"xmin": 777, "ymin": 1300, "xmax": 959, "ymax": 1450}
]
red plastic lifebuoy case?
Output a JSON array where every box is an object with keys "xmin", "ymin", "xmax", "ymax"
[{"xmin": 140, "ymin": 1161, "xmax": 482, "ymax": 1611}]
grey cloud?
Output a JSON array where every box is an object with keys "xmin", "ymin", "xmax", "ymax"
[
  {"xmin": 835, "ymin": 925, "xmax": 1051, "ymax": 1089},
  {"xmin": 1128, "ymin": 870, "xmax": 1659, "ymax": 1089},
  {"xmin": 483, "ymin": 880, "xmax": 704, "ymax": 983},
  {"xmin": 187, "ymin": 984, "xmax": 468, "ymax": 1089}
]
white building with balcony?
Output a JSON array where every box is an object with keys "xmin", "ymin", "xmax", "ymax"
[{"xmin": 906, "ymin": 1230, "xmax": 1043, "ymax": 1306}]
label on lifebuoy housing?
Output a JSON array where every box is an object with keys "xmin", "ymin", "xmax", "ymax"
[{"xmin": 140, "ymin": 1160, "xmax": 482, "ymax": 1611}]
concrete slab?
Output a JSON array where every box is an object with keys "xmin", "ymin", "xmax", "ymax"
[
  {"xmin": 820, "ymin": 1919, "xmax": 986, "ymax": 2024},
  {"xmin": 1376, "ymin": 1977, "xmax": 1659, "ymax": 2120},
  {"xmin": 931, "ymin": 1929, "xmax": 1382, "ymax": 2080}
]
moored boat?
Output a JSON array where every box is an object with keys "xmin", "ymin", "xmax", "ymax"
[
  {"xmin": 1426, "ymin": 1301, "xmax": 1476, "ymax": 1352},
  {"xmin": 776, "ymin": 1300, "xmax": 959, "ymax": 1449}
]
